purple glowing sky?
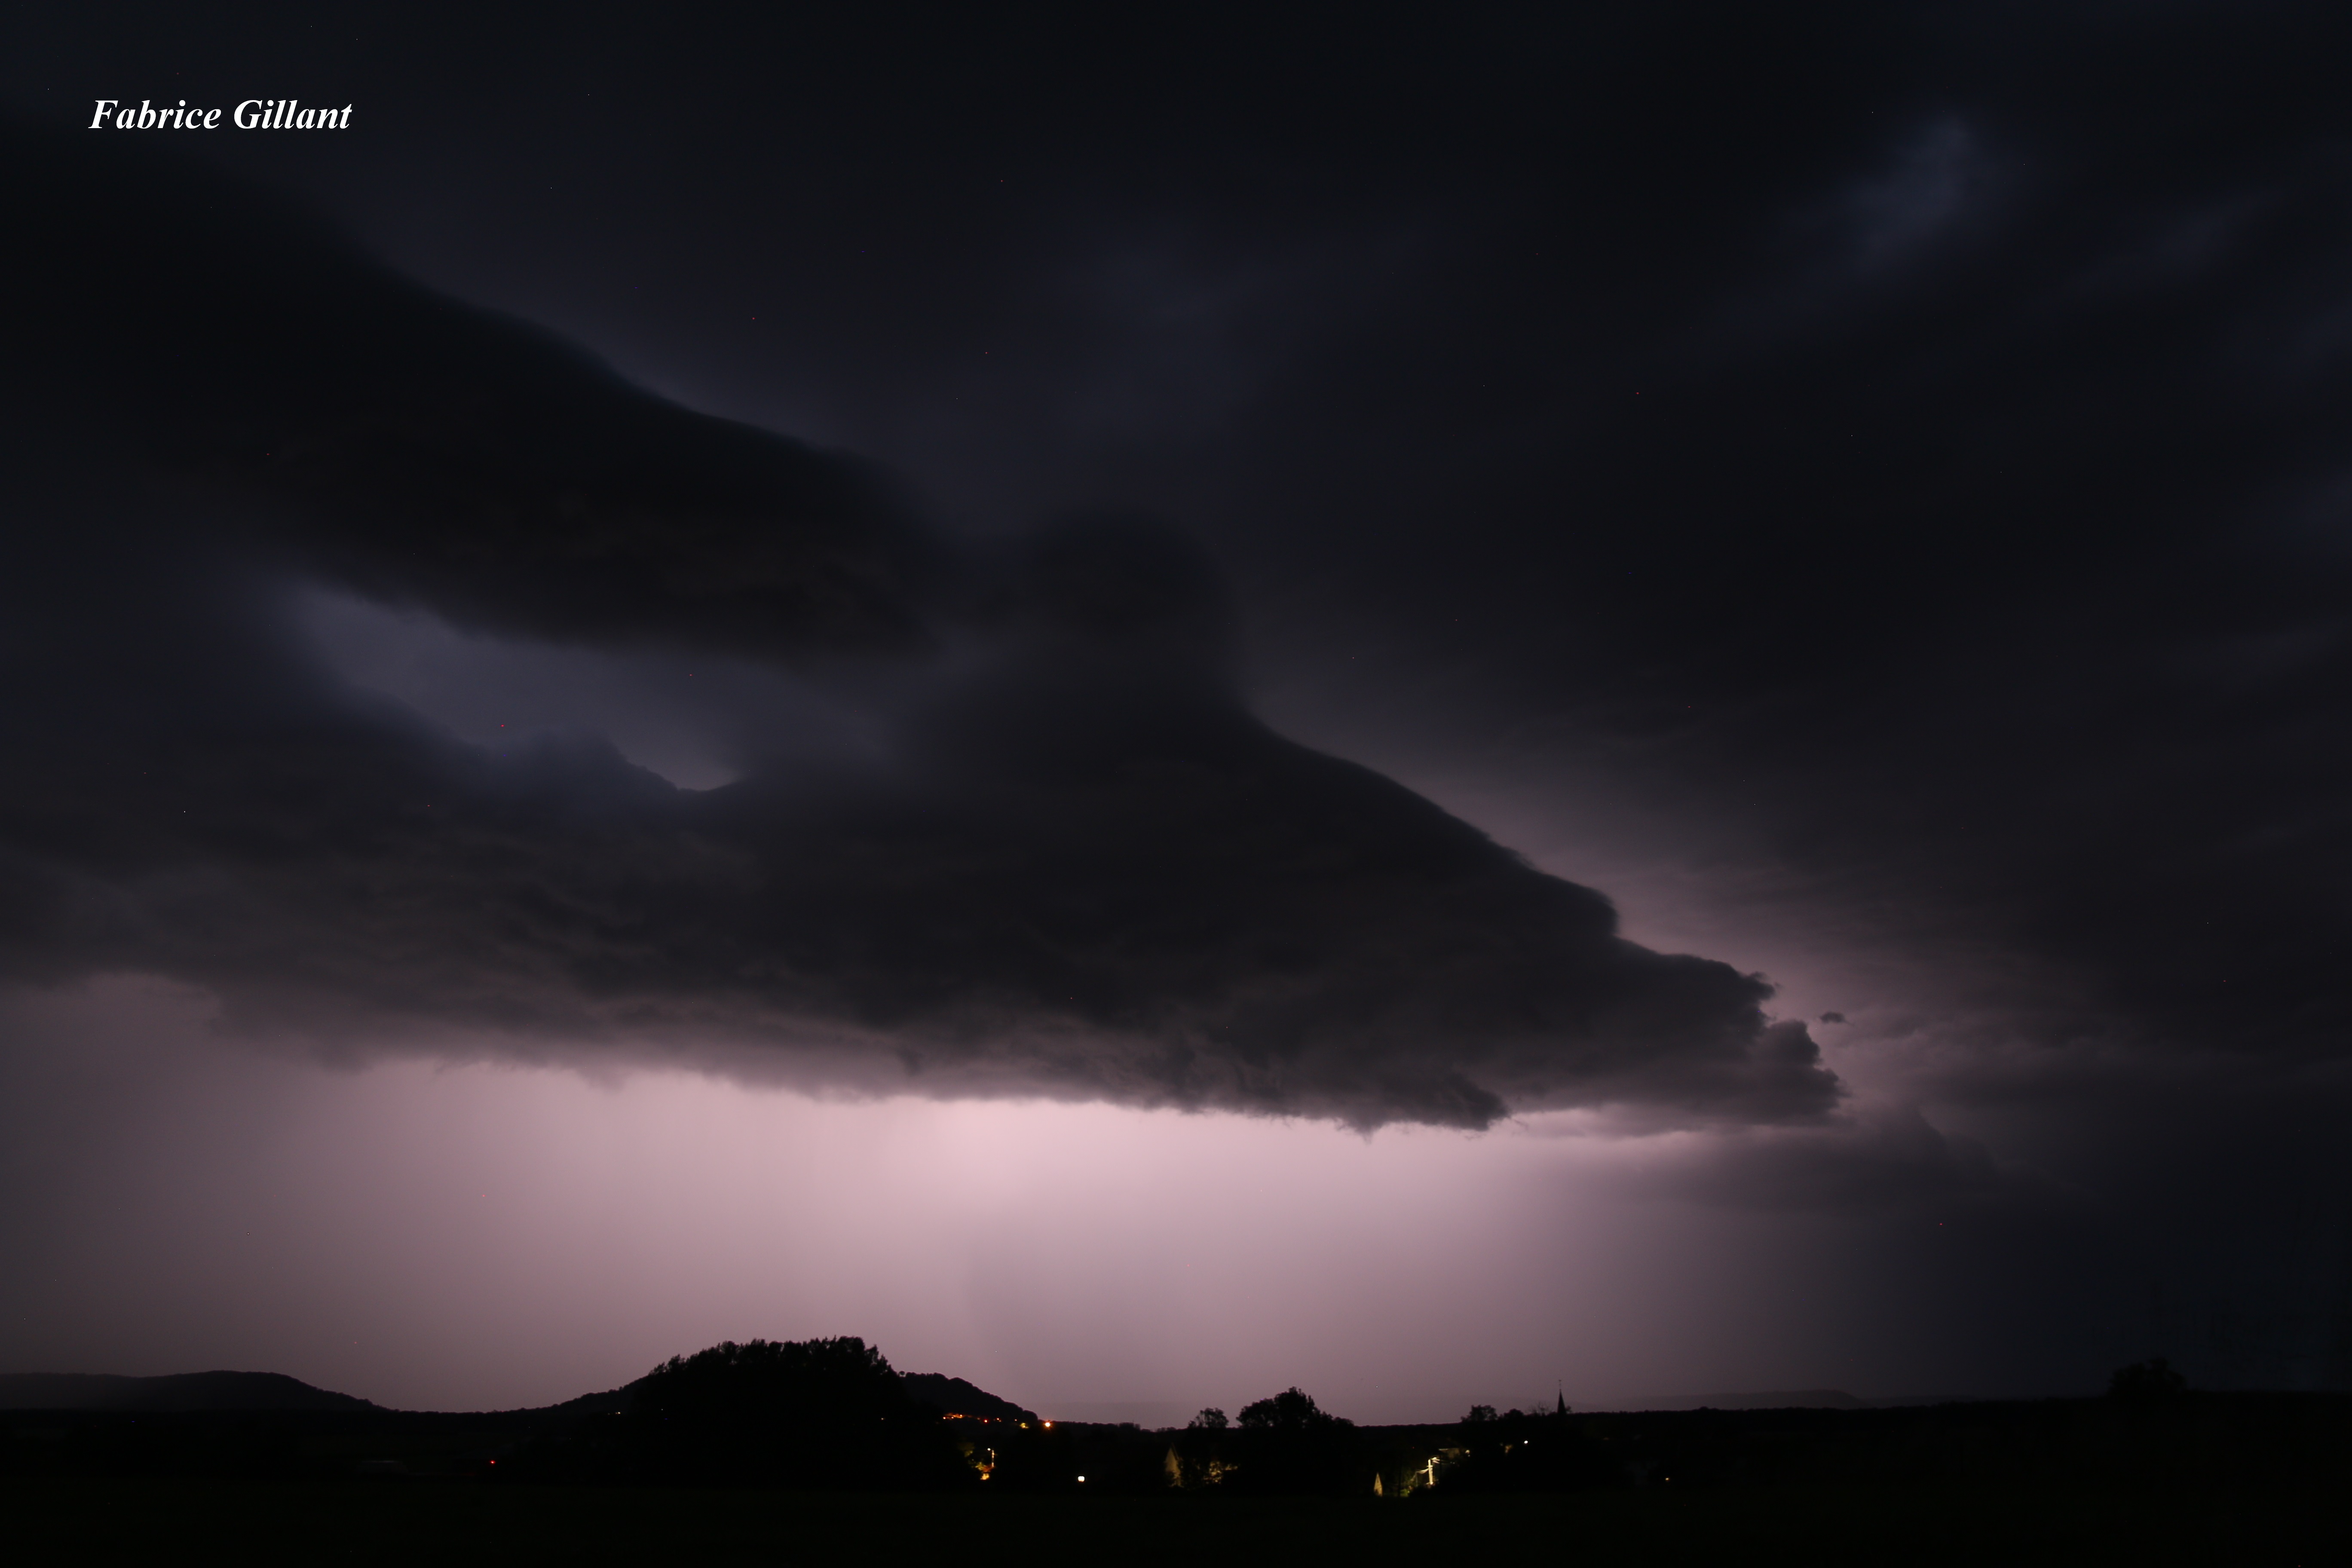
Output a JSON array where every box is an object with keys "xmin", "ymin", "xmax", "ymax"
[{"xmin": 2, "ymin": 974, "xmax": 2082, "ymax": 1420}]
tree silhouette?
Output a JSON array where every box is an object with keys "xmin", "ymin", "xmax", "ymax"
[
  {"xmin": 1237, "ymin": 1387, "xmax": 1339, "ymax": 1432},
  {"xmin": 634, "ymin": 1336, "xmax": 906, "ymax": 1426},
  {"xmin": 1219, "ymin": 1387, "xmax": 1364, "ymax": 1495}
]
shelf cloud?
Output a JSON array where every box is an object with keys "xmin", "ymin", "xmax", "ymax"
[{"xmin": 0, "ymin": 127, "xmax": 1836, "ymax": 1130}]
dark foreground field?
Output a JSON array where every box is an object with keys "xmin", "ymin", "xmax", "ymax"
[{"xmin": 7, "ymin": 1476, "xmax": 2346, "ymax": 1567}]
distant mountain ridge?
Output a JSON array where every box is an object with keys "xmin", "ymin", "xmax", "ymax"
[
  {"xmin": 1602, "ymin": 1389, "xmax": 1968, "ymax": 1412},
  {"xmin": 0, "ymin": 1370, "xmax": 1957, "ymax": 1420},
  {"xmin": 0, "ymin": 1366, "xmax": 1042, "ymax": 1423},
  {"xmin": 2, "ymin": 1369, "xmax": 1968, "ymax": 1421},
  {"xmin": 0, "ymin": 1371, "xmax": 379, "ymax": 1412}
]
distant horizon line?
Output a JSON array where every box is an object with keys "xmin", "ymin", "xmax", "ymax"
[{"xmin": 0, "ymin": 1368, "xmax": 2046, "ymax": 1421}]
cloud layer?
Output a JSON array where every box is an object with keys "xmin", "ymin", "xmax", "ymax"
[{"xmin": 0, "ymin": 127, "xmax": 1835, "ymax": 1130}]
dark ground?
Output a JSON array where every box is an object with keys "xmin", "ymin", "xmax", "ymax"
[
  {"xmin": 8, "ymin": 1393, "xmax": 2347, "ymax": 1564},
  {"xmin": 6, "ymin": 1475, "xmax": 2346, "ymax": 1566}
]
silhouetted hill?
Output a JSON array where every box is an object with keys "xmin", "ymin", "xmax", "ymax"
[
  {"xmin": 527, "ymin": 1337, "xmax": 975, "ymax": 1489},
  {"xmin": 523, "ymin": 1385, "xmax": 631, "ymax": 1419},
  {"xmin": 0, "ymin": 1371, "xmax": 378, "ymax": 1412},
  {"xmin": 1608, "ymin": 1390, "xmax": 1867, "ymax": 1412},
  {"xmin": 899, "ymin": 1372, "xmax": 1037, "ymax": 1424}
]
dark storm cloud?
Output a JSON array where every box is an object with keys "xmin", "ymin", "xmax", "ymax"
[
  {"xmin": 0, "ymin": 126, "xmax": 1835, "ymax": 1131},
  {"xmin": 1145, "ymin": 2, "xmax": 2352, "ymax": 1099},
  {"xmin": 5, "ymin": 2, "xmax": 2351, "ymax": 1131},
  {"xmin": 318, "ymin": 0, "xmax": 2352, "ymax": 1109},
  {"xmin": 7, "ymin": 129, "xmax": 930, "ymax": 664}
]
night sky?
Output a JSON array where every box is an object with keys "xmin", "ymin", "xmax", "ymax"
[{"xmin": 4, "ymin": 3, "xmax": 2349, "ymax": 1419}]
